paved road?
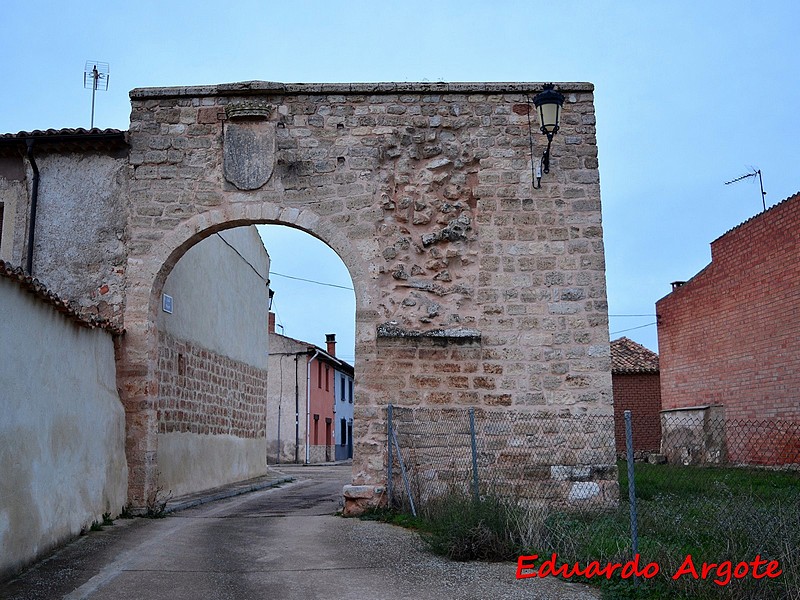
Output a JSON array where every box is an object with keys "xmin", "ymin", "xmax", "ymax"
[{"xmin": 0, "ymin": 465, "xmax": 598, "ymax": 599}]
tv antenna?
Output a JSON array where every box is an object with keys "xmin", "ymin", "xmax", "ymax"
[
  {"xmin": 83, "ymin": 61, "xmax": 109, "ymax": 129},
  {"xmin": 724, "ymin": 167, "xmax": 766, "ymax": 212}
]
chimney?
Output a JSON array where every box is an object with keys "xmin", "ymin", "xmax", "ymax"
[
  {"xmin": 326, "ymin": 333, "xmax": 336, "ymax": 357},
  {"xmin": 268, "ymin": 312, "xmax": 276, "ymax": 333}
]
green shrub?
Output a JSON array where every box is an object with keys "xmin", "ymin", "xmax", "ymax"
[{"xmin": 419, "ymin": 493, "xmax": 535, "ymax": 562}]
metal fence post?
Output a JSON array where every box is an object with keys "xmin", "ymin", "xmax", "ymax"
[
  {"xmin": 624, "ymin": 410, "xmax": 640, "ymax": 585},
  {"xmin": 387, "ymin": 403, "xmax": 394, "ymax": 508},
  {"xmin": 469, "ymin": 407, "xmax": 480, "ymax": 502},
  {"xmin": 392, "ymin": 426, "xmax": 417, "ymax": 517}
]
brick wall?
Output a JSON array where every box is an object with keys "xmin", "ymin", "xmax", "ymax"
[
  {"xmin": 612, "ymin": 373, "xmax": 662, "ymax": 453},
  {"xmin": 657, "ymin": 193, "xmax": 800, "ymax": 422},
  {"xmin": 156, "ymin": 330, "xmax": 267, "ymax": 438}
]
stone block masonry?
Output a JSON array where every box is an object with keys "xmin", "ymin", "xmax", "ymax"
[
  {"xmin": 156, "ymin": 330, "xmax": 267, "ymax": 438},
  {"xmin": 112, "ymin": 81, "xmax": 613, "ymax": 511},
  {"xmin": 155, "ymin": 330, "xmax": 269, "ymax": 497}
]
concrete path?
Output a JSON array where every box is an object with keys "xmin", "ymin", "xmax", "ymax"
[{"xmin": 0, "ymin": 465, "xmax": 598, "ymax": 599}]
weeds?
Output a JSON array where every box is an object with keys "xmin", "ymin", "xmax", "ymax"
[
  {"xmin": 143, "ymin": 484, "xmax": 172, "ymax": 518},
  {"xmin": 388, "ymin": 463, "xmax": 799, "ymax": 600}
]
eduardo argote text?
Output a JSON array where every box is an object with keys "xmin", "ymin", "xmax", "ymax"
[{"xmin": 516, "ymin": 553, "xmax": 782, "ymax": 586}]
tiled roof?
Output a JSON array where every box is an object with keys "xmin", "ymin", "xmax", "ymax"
[
  {"xmin": 610, "ymin": 337, "xmax": 659, "ymax": 374},
  {"xmin": 0, "ymin": 260, "xmax": 123, "ymax": 335},
  {"xmin": 269, "ymin": 330, "xmax": 354, "ymax": 375},
  {"xmin": 0, "ymin": 128, "xmax": 128, "ymax": 157}
]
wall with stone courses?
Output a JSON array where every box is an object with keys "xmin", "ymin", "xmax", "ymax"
[
  {"xmin": 119, "ymin": 81, "xmax": 612, "ymax": 509},
  {"xmin": 156, "ymin": 330, "xmax": 268, "ymax": 496},
  {"xmin": 391, "ymin": 407, "xmax": 618, "ymax": 510},
  {"xmin": 157, "ymin": 226, "xmax": 269, "ymax": 369},
  {"xmin": 152, "ymin": 224, "xmax": 269, "ymax": 496},
  {"xmin": 0, "ymin": 276, "xmax": 127, "ymax": 580},
  {"xmin": 657, "ymin": 193, "xmax": 800, "ymax": 422},
  {"xmin": 3, "ymin": 153, "xmax": 128, "ymax": 319}
]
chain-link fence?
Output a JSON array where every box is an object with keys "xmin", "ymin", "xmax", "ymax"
[{"xmin": 387, "ymin": 405, "xmax": 800, "ymax": 599}]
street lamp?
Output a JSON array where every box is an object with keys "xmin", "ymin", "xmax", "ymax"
[{"xmin": 532, "ymin": 83, "xmax": 565, "ymax": 185}]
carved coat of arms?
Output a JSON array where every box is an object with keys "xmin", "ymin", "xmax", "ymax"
[{"xmin": 223, "ymin": 100, "xmax": 276, "ymax": 190}]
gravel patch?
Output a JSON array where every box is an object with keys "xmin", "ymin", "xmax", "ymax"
[{"xmin": 346, "ymin": 518, "xmax": 600, "ymax": 599}]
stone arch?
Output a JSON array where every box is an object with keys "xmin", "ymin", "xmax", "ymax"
[{"xmin": 119, "ymin": 201, "xmax": 377, "ymax": 507}]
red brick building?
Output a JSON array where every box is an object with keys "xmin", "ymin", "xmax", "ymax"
[
  {"xmin": 611, "ymin": 337, "xmax": 661, "ymax": 454},
  {"xmin": 656, "ymin": 192, "xmax": 800, "ymax": 423}
]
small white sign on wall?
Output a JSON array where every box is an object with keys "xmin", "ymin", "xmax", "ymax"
[{"xmin": 162, "ymin": 293, "xmax": 173, "ymax": 314}]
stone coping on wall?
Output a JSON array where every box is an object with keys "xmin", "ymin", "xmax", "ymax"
[
  {"xmin": 130, "ymin": 80, "xmax": 595, "ymax": 100},
  {"xmin": 0, "ymin": 260, "xmax": 124, "ymax": 335},
  {"xmin": 376, "ymin": 322, "xmax": 481, "ymax": 344}
]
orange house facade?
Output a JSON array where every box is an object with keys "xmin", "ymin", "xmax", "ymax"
[{"xmin": 307, "ymin": 339, "xmax": 338, "ymax": 463}]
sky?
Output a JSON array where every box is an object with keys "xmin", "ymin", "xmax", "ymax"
[{"xmin": 2, "ymin": 1, "xmax": 798, "ymax": 358}]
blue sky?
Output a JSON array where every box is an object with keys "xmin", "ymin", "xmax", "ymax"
[{"xmin": 2, "ymin": 1, "xmax": 798, "ymax": 359}]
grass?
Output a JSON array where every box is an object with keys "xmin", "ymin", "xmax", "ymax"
[
  {"xmin": 549, "ymin": 463, "xmax": 799, "ymax": 599},
  {"xmin": 391, "ymin": 462, "xmax": 799, "ymax": 600}
]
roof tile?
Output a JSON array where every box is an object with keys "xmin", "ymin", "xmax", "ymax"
[{"xmin": 611, "ymin": 337, "xmax": 659, "ymax": 374}]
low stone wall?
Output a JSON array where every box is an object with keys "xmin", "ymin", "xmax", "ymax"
[
  {"xmin": 660, "ymin": 406, "xmax": 727, "ymax": 465},
  {"xmin": 0, "ymin": 272, "xmax": 127, "ymax": 581},
  {"xmin": 155, "ymin": 330, "xmax": 268, "ymax": 497},
  {"xmin": 387, "ymin": 406, "xmax": 618, "ymax": 513}
]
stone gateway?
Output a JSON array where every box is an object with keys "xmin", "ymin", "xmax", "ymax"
[{"xmin": 6, "ymin": 81, "xmax": 615, "ymax": 513}]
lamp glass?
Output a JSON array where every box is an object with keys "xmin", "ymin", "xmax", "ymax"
[{"xmin": 538, "ymin": 102, "xmax": 561, "ymax": 135}]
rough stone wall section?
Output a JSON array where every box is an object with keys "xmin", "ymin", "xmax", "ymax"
[
  {"xmin": 657, "ymin": 192, "xmax": 800, "ymax": 421},
  {"xmin": 156, "ymin": 330, "xmax": 267, "ymax": 438},
  {"xmin": 118, "ymin": 81, "xmax": 612, "ymax": 509}
]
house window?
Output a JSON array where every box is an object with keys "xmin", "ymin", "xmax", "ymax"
[
  {"xmin": 340, "ymin": 418, "xmax": 347, "ymax": 446},
  {"xmin": 340, "ymin": 375, "xmax": 345, "ymax": 401},
  {"xmin": 317, "ymin": 361, "xmax": 322, "ymax": 388},
  {"xmin": 0, "ymin": 203, "xmax": 4, "ymax": 250},
  {"xmin": 325, "ymin": 365, "xmax": 330, "ymax": 391},
  {"xmin": 348, "ymin": 379, "xmax": 353, "ymax": 403}
]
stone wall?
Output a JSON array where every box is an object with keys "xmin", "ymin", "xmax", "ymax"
[
  {"xmin": 155, "ymin": 330, "xmax": 268, "ymax": 497},
  {"xmin": 154, "ymin": 227, "xmax": 270, "ymax": 498},
  {"xmin": 389, "ymin": 406, "xmax": 618, "ymax": 512},
  {"xmin": 0, "ymin": 270, "xmax": 127, "ymax": 580},
  {"xmin": 0, "ymin": 151, "xmax": 128, "ymax": 319},
  {"xmin": 106, "ymin": 80, "xmax": 609, "ymax": 509}
]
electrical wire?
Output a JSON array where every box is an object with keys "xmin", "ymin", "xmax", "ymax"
[
  {"xmin": 270, "ymin": 271, "xmax": 354, "ymax": 291},
  {"xmin": 215, "ymin": 233, "xmax": 269, "ymax": 282},
  {"xmin": 609, "ymin": 322, "xmax": 657, "ymax": 335},
  {"xmin": 609, "ymin": 314, "xmax": 657, "ymax": 317}
]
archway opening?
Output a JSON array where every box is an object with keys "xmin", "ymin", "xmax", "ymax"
[
  {"xmin": 257, "ymin": 224, "xmax": 356, "ymax": 466},
  {"xmin": 149, "ymin": 219, "xmax": 357, "ymax": 500}
]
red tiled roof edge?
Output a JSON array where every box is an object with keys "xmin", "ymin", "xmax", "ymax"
[
  {"xmin": 0, "ymin": 260, "xmax": 124, "ymax": 335},
  {"xmin": 610, "ymin": 336, "xmax": 659, "ymax": 374}
]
